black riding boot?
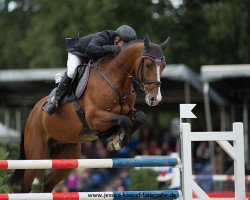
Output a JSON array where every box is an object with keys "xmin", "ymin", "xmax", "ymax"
[{"xmin": 43, "ymin": 74, "xmax": 72, "ymax": 115}]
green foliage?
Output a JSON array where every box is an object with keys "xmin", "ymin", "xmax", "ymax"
[
  {"xmin": 129, "ymin": 168, "xmax": 158, "ymax": 190},
  {"xmin": 0, "ymin": 146, "xmax": 12, "ymax": 193},
  {"xmin": 0, "ymin": 0, "xmax": 249, "ymax": 70}
]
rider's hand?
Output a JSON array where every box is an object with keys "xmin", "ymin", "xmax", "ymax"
[
  {"xmin": 103, "ymin": 45, "xmax": 121, "ymax": 54},
  {"xmin": 110, "ymin": 45, "xmax": 121, "ymax": 54}
]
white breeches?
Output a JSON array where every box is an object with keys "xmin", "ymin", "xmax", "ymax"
[{"xmin": 66, "ymin": 53, "xmax": 82, "ymax": 78}]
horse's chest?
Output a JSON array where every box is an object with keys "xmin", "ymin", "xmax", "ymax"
[
  {"xmin": 105, "ymin": 94, "xmax": 135, "ymax": 114},
  {"xmin": 104, "ymin": 102, "xmax": 130, "ymax": 114}
]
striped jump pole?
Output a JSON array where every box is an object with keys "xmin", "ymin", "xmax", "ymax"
[
  {"xmin": 0, "ymin": 157, "xmax": 181, "ymax": 170},
  {"xmin": 0, "ymin": 190, "xmax": 182, "ymax": 200}
]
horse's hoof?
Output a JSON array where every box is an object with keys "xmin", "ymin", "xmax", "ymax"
[
  {"xmin": 107, "ymin": 141, "xmax": 122, "ymax": 151},
  {"xmin": 107, "ymin": 140, "xmax": 122, "ymax": 151},
  {"xmin": 106, "ymin": 129, "xmax": 125, "ymax": 151},
  {"xmin": 107, "ymin": 142, "xmax": 115, "ymax": 151}
]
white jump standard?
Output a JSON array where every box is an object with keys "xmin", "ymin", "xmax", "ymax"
[{"xmin": 180, "ymin": 104, "xmax": 246, "ymax": 199}]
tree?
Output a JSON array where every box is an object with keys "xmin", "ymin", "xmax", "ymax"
[{"xmin": 0, "ymin": 0, "xmax": 249, "ymax": 70}]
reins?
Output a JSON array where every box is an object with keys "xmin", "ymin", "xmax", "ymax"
[{"xmin": 92, "ymin": 56, "xmax": 134, "ymax": 114}]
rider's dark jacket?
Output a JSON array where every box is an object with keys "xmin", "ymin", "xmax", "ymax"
[{"xmin": 66, "ymin": 30, "xmax": 118, "ymax": 61}]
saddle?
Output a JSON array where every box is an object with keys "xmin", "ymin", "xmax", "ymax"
[
  {"xmin": 46, "ymin": 64, "xmax": 97, "ymax": 139},
  {"xmin": 46, "ymin": 56, "xmax": 115, "ymax": 140},
  {"xmin": 48, "ymin": 63, "xmax": 90, "ymax": 105}
]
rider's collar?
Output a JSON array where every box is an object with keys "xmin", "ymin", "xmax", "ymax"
[{"xmin": 142, "ymin": 55, "xmax": 165, "ymax": 65}]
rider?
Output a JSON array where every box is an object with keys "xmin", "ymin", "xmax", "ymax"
[{"xmin": 43, "ymin": 25, "xmax": 137, "ymax": 115}]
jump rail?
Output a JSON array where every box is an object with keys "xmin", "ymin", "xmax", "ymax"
[
  {"xmin": 0, "ymin": 158, "xmax": 181, "ymax": 170},
  {"xmin": 0, "ymin": 190, "xmax": 182, "ymax": 200}
]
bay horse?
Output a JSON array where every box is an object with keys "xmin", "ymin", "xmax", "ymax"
[{"xmin": 8, "ymin": 35, "xmax": 170, "ymax": 192}]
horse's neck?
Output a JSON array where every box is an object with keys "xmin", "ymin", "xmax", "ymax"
[
  {"xmin": 119, "ymin": 42, "xmax": 144, "ymax": 73},
  {"xmin": 115, "ymin": 43, "xmax": 144, "ymax": 89}
]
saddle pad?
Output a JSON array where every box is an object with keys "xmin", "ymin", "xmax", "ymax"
[
  {"xmin": 47, "ymin": 65, "xmax": 90, "ymax": 105},
  {"xmin": 75, "ymin": 64, "xmax": 90, "ymax": 99}
]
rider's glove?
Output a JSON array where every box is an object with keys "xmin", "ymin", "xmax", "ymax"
[{"xmin": 103, "ymin": 45, "xmax": 121, "ymax": 54}]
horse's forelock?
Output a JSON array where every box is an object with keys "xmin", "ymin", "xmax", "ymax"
[{"xmin": 124, "ymin": 40, "xmax": 164, "ymax": 59}]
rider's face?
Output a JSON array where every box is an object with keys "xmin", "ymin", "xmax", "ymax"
[{"xmin": 114, "ymin": 36, "xmax": 124, "ymax": 47}]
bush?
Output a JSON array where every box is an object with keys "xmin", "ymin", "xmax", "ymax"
[
  {"xmin": 129, "ymin": 168, "xmax": 158, "ymax": 190},
  {"xmin": 0, "ymin": 146, "xmax": 12, "ymax": 193}
]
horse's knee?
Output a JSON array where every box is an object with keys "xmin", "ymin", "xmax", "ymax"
[
  {"xmin": 118, "ymin": 116, "xmax": 132, "ymax": 129},
  {"xmin": 134, "ymin": 111, "xmax": 147, "ymax": 125}
]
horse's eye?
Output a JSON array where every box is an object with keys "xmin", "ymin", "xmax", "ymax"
[{"xmin": 145, "ymin": 64, "xmax": 152, "ymax": 68}]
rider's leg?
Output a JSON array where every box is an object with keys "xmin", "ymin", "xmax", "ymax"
[{"xmin": 43, "ymin": 53, "xmax": 81, "ymax": 115}]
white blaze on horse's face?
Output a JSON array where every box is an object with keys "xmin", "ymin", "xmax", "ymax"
[
  {"xmin": 156, "ymin": 65, "xmax": 162, "ymax": 102},
  {"xmin": 144, "ymin": 61, "xmax": 163, "ymax": 106},
  {"xmin": 142, "ymin": 34, "xmax": 170, "ymax": 106}
]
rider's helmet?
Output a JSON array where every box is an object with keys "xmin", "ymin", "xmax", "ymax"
[{"xmin": 116, "ymin": 25, "xmax": 137, "ymax": 43}]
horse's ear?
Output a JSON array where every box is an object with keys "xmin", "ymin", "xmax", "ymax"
[
  {"xmin": 160, "ymin": 36, "xmax": 171, "ymax": 51},
  {"xmin": 143, "ymin": 34, "xmax": 150, "ymax": 49}
]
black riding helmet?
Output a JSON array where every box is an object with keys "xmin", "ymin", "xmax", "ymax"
[{"xmin": 116, "ymin": 25, "xmax": 137, "ymax": 43}]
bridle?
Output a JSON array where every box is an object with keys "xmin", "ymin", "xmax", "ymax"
[
  {"xmin": 92, "ymin": 50, "xmax": 165, "ymax": 113},
  {"xmin": 137, "ymin": 55, "xmax": 165, "ymax": 89},
  {"xmin": 115, "ymin": 54, "xmax": 164, "ymax": 93}
]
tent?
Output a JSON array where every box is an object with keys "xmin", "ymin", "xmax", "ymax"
[
  {"xmin": 0, "ymin": 122, "xmax": 20, "ymax": 144},
  {"xmin": 201, "ymin": 64, "xmax": 250, "ymax": 158}
]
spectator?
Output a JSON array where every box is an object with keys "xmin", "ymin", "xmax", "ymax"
[
  {"xmin": 112, "ymin": 178, "xmax": 125, "ymax": 191},
  {"xmin": 194, "ymin": 142, "xmax": 213, "ymax": 192},
  {"xmin": 161, "ymin": 141, "xmax": 172, "ymax": 156},
  {"xmin": 65, "ymin": 169, "xmax": 79, "ymax": 192},
  {"xmin": 139, "ymin": 125, "xmax": 152, "ymax": 146},
  {"xmin": 78, "ymin": 169, "xmax": 93, "ymax": 192},
  {"xmin": 120, "ymin": 169, "xmax": 130, "ymax": 190},
  {"xmin": 149, "ymin": 140, "xmax": 161, "ymax": 155}
]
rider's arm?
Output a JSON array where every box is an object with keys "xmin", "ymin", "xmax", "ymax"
[{"xmin": 85, "ymin": 31, "xmax": 119, "ymax": 60}]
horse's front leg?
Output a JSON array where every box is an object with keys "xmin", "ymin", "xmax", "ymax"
[
  {"xmin": 128, "ymin": 108, "xmax": 147, "ymax": 133},
  {"xmin": 87, "ymin": 110, "xmax": 133, "ymax": 149},
  {"xmin": 105, "ymin": 109, "xmax": 146, "ymax": 150}
]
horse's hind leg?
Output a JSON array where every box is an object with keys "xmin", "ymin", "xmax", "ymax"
[
  {"xmin": 12, "ymin": 107, "xmax": 49, "ymax": 193},
  {"xmin": 43, "ymin": 142, "xmax": 81, "ymax": 192},
  {"xmin": 21, "ymin": 169, "xmax": 39, "ymax": 192},
  {"xmin": 21, "ymin": 130, "xmax": 49, "ymax": 192}
]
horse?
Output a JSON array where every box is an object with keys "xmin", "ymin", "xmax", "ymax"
[{"xmin": 8, "ymin": 34, "xmax": 170, "ymax": 193}]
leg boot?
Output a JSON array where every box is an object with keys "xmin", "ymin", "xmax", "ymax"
[{"xmin": 42, "ymin": 74, "xmax": 72, "ymax": 115}]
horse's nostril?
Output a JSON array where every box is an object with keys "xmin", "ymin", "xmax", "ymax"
[{"xmin": 150, "ymin": 97, "xmax": 156, "ymax": 102}]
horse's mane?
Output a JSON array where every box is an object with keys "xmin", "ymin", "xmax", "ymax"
[
  {"xmin": 121, "ymin": 39, "xmax": 144, "ymax": 53},
  {"xmin": 92, "ymin": 40, "xmax": 144, "ymax": 66},
  {"xmin": 125, "ymin": 39, "xmax": 160, "ymax": 47},
  {"xmin": 124, "ymin": 39, "xmax": 144, "ymax": 46}
]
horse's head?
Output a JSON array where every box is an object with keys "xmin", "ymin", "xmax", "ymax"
[{"xmin": 136, "ymin": 34, "xmax": 170, "ymax": 106}]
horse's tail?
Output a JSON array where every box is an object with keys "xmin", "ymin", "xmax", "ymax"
[{"xmin": 8, "ymin": 129, "xmax": 26, "ymax": 186}]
